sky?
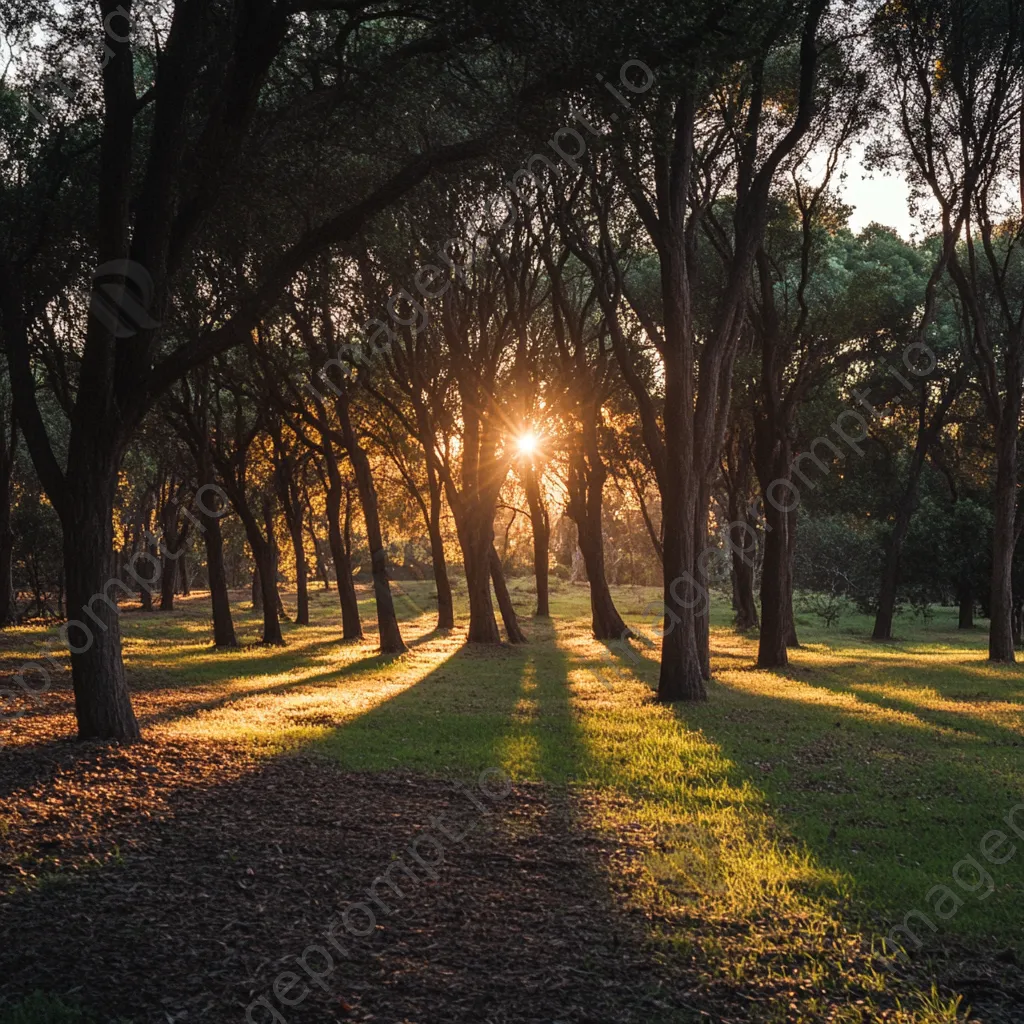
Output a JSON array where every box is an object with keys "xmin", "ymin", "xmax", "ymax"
[
  {"xmin": 842, "ymin": 162, "xmax": 916, "ymax": 238},
  {"xmin": 803, "ymin": 142, "xmax": 923, "ymax": 240}
]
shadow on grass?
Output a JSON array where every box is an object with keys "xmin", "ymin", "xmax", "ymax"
[
  {"xmin": 675, "ymin": 661, "xmax": 1024, "ymax": 943},
  {"xmin": 307, "ymin": 619, "xmax": 592, "ymax": 783},
  {"xmin": 0, "ymin": 619, "xmax": 689, "ymax": 1024}
]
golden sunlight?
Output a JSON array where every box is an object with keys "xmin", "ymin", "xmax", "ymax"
[{"xmin": 516, "ymin": 431, "xmax": 539, "ymax": 456}]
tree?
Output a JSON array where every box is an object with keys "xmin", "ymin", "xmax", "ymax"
[
  {"xmin": 563, "ymin": 0, "xmax": 831, "ymax": 697},
  {"xmin": 164, "ymin": 371, "xmax": 239, "ymax": 648},
  {"xmin": 873, "ymin": 0, "xmax": 1024, "ymax": 660}
]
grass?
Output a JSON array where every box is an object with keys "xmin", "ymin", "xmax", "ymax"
[{"xmin": 2, "ymin": 575, "xmax": 1021, "ymax": 1022}]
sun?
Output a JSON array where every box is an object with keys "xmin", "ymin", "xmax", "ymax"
[{"xmin": 516, "ymin": 431, "xmax": 539, "ymax": 456}]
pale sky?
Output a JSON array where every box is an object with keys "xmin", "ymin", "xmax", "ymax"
[
  {"xmin": 842, "ymin": 163, "xmax": 916, "ymax": 238},
  {"xmin": 803, "ymin": 143, "xmax": 920, "ymax": 240}
]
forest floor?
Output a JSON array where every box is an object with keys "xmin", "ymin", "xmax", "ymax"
[{"xmin": 0, "ymin": 580, "xmax": 1022, "ymax": 1024}]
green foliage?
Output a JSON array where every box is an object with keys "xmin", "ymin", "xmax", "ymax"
[
  {"xmin": 793, "ymin": 512, "xmax": 885, "ymax": 613},
  {"xmin": 901, "ymin": 497, "xmax": 993, "ymax": 608}
]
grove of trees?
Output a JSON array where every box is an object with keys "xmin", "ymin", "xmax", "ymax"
[{"xmin": 1, "ymin": 0, "xmax": 1022, "ymax": 740}]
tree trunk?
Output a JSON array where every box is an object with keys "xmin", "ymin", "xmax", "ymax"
[
  {"xmin": 758, "ymin": 494, "xmax": 790, "ymax": 668},
  {"xmin": 159, "ymin": 551, "xmax": 177, "ymax": 611},
  {"xmin": 489, "ymin": 545, "xmax": 527, "ymax": 643},
  {"xmin": 179, "ymin": 552, "xmax": 190, "ymax": 596},
  {"xmin": 989, "ymin": 420, "xmax": 1017, "ymax": 661},
  {"xmin": 461, "ymin": 507, "xmax": 501, "ymax": 643},
  {"xmin": 754, "ymin": 433, "xmax": 794, "ymax": 669},
  {"xmin": 61, "ymin": 471, "xmax": 141, "ymax": 741},
  {"xmin": 575, "ymin": 508, "xmax": 629, "ymax": 640},
  {"xmin": 726, "ymin": 488, "xmax": 758, "ymax": 633},
  {"xmin": 958, "ymin": 578, "xmax": 974, "ymax": 629},
  {"xmin": 523, "ymin": 464, "xmax": 550, "ymax": 617},
  {"xmin": 730, "ymin": 535, "xmax": 758, "ymax": 631},
  {"xmin": 323, "ymin": 451, "xmax": 362, "ymax": 640},
  {"xmin": 274, "ymin": 448, "xmax": 310, "ymax": 627},
  {"xmin": 306, "ymin": 505, "xmax": 331, "ymax": 592},
  {"xmin": 202, "ymin": 511, "xmax": 237, "ymax": 647},
  {"xmin": 239, "ymin": 509, "xmax": 282, "ymax": 644},
  {"xmin": 336, "ymin": 394, "xmax": 405, "ymax": 654},
  {"xmin": 873, "ymin": 476, "xmax": 923, "ymax": 641},
  {"xmin": 565, "ymin": 410, "xmax": 629, "ymax": 640},
  {"xmin": 657, "ymin": 460, "xmax": 708, "ymax": 702},
  {"xmin": 285, "ymin": 508, "xmax": 310, "ymax": 626},
  {"xmin": 158, "ymin": 499, "xmax": 188, "ymax": 612},
  {"xmin": 257, "ymin": 545, "xmax": 284, "ymax": 644},
  {"xmin": 426, "ymin": 473, "xmax": 455, "ymax": 631},
  {"xmin": 137, "ymin": 529, "xmax": 156, "ymax": 611},
  {"xmin": 694, "ymin": 484, "xmax": 712, "ymax": 680}
]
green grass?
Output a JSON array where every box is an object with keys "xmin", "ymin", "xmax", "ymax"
[{"xmin": 2, "ymin": 575, "xmax": 1021, "ymax": 1022}]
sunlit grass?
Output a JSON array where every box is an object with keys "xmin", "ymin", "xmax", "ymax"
[{"xmin": 2, "ymin": 576, "xmax": 1020, "ymax": 1021}]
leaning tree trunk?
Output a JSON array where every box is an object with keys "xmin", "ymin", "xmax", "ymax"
[
  {"xmin": 489, "ymin": 545, "xmax": 527, "ymax": 643},
  {"xmin": 576, "ymin": 518, "xmax": 629, "ymax": 639},
  {"xmin": 201, "ymin": 508, "xmax": 237, "ymax": 647},
  {"xmin": 337, "ymin": 395, "xmax": 405, "ymax": 654},
  {"xmin": 523, "ymin": 464, "xmax": 550, "ymax": 618},
  {"xmin": 989, "ymin": 418, "xmax": 1017, "ymax": 662},
  {"xmin": 61, "ymin": 467, "xmax": 141, "ymax": 741}
]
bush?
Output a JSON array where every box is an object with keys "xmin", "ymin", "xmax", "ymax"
[
  {"xmin": 796, "ymin": 590, "xmax": 850, "ymax": 628},
  {"xmin": 794, "ymin": 513, "xmax": 885, "ymax": 614}
]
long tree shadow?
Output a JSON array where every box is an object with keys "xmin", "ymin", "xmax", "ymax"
[
  {"xmin": 0, "ymin": 621, "xmax": 692, "ymax": 1024},
  {"xmin": 550, "ymin": 621, "xmax": 1024, "ymax": 1019},
  {"xmin": 676, "ymin": 660, "xmax": 1024, "ymax": 943}
]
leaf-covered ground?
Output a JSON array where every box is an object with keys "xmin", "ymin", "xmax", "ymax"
[{"xmin": 0, "ymin": 583, "xmax": 1022, "ymax": 1023}]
